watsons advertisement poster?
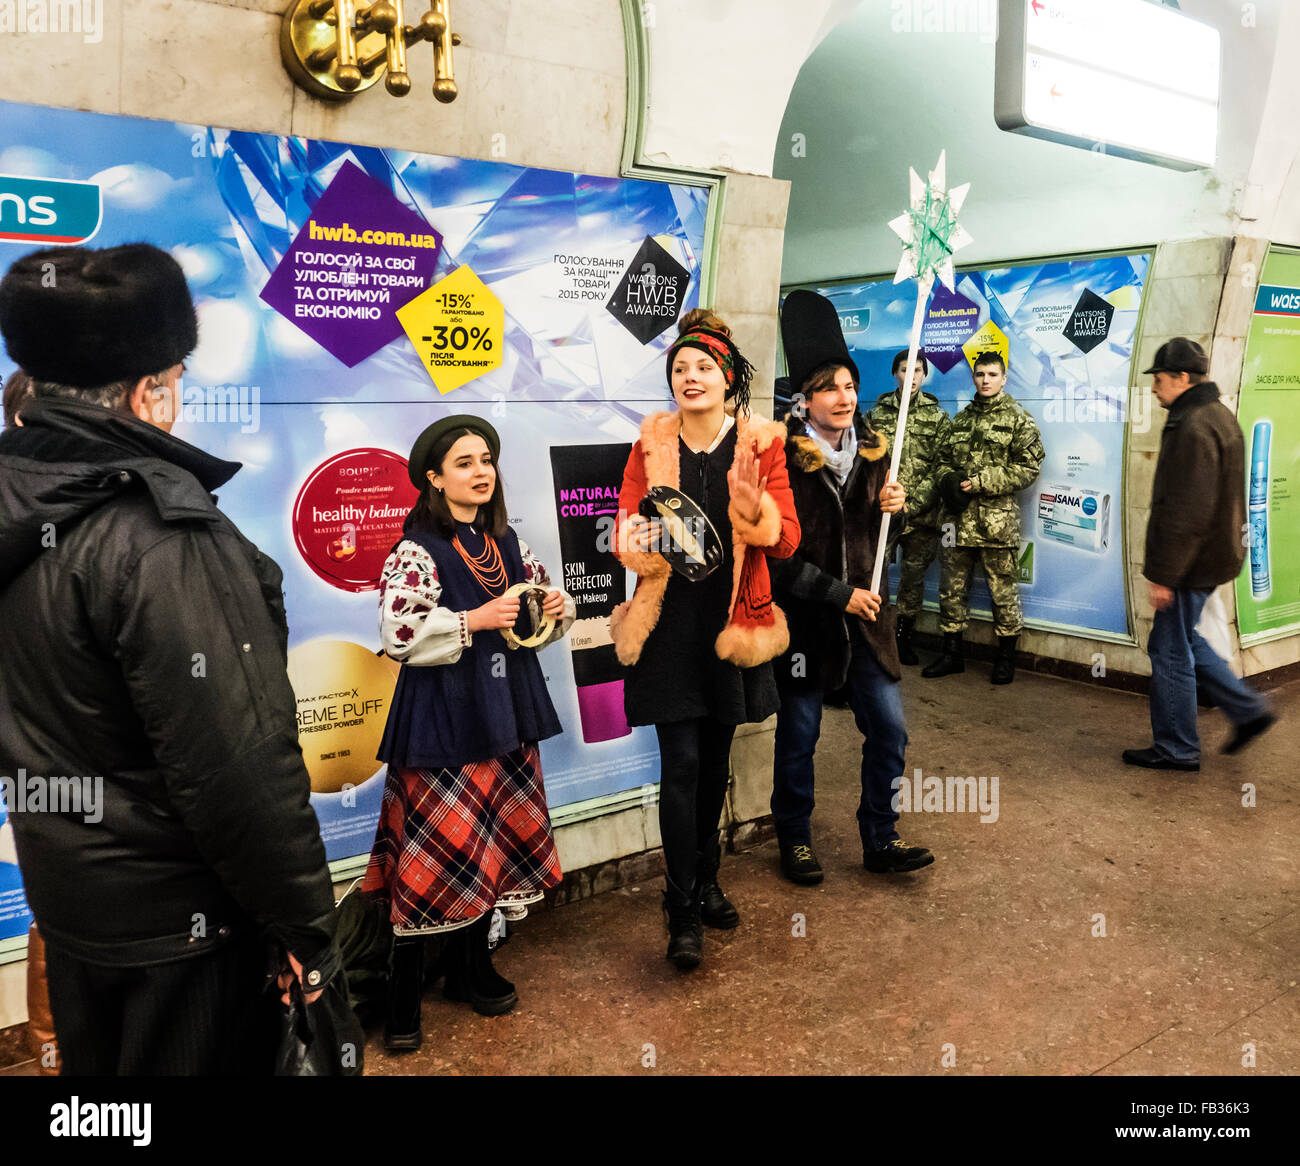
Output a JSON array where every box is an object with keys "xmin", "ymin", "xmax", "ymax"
[
  {"xmin": 0, "ymin": 99, "xmax": 710, "ymax": 940},
  {"xmin": 1235, "ymin": 247, "xmax": 1300, "ymax": 643},
  {"xmin": 784, "ymin": 252, "xmax": 1150, "ymax": 639}
]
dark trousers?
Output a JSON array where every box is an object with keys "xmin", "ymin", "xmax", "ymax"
[
  {"xmin": 44, "ymin": 932, "xmax": 279, "ymax": 1075},
  {"xmin": 654, "ymin": 717, "xmax": 737, "ymax": 895},
  {"xmin": 772, "ymin": 634, "xmax": 907, "ymax": 850}
]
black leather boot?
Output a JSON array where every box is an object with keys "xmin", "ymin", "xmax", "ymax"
[
  {"xmin": 896, "ymin": 614, "xmax": 919, "ymax": 665},
  {"xmin": 662, "ymin": 877, "xmax": 703, "ymax": 969},
  {"xmin": 443, "ymin": 914, "xmax": 517, "ymax": 1016},
  {"xmin": 990, "ymin": 635, "xmax": 1018, "ymax": 685},
  {"xmin": 384, "ymin": 936, "xmax": 424, "ymax": 1051},
  {"xmin": 696, "ymin": 832, "xmax": 740, "ymax": 929},
  {"xmin": 921, "ymin": 631, "xmax": 965, "ymax": 677}
]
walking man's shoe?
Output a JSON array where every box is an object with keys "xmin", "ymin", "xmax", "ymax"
[
  {"xmin": 1121, "ymin": 746, "xmax": 1199, "ymax": 772},
  {"xmin": 863, "ymin": 839, "xmax": 934, "ymax": 873},
  {"xmin": 1221, "ymin": 712, "xmax": 1277, "ymax": 755},
  {"xmin": 779, "ymin": 842, "xmax": 825, "ymax": 885}
]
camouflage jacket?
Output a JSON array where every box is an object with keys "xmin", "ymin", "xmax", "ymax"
[
  {"xmin": 868, "ymin": 388, "xmax": 950, "ymax": 530},
  {"xmin": 931, "ymin": 390, "xmax": 1044, "ymax": 547}
]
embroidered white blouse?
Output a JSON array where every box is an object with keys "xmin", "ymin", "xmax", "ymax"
[{"xmin": 378, "ymin": 536, "xmax": 576, "ymax": 666}]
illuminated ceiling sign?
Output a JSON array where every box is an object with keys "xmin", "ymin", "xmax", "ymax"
[{"xmin": 994, "ymin": 0, "xmax": 1221, "ymax": 170}]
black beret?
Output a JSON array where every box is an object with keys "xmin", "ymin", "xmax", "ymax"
[
  {"xmin": 407, "ymin": 414, "xmax": 501, "ymax": 487},
  {"xmin": 0, "ymin": 243, "xmax": 198, "ymax": 387}
]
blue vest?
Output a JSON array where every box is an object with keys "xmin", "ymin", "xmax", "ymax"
[{"xmin": 377, "ymin": 525, "xmax": 562, "ymax": 770}]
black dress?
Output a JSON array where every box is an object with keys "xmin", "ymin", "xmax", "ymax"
[{"xmin": 623, "ymin": 426, "xmax": 779, "ymax": 726}]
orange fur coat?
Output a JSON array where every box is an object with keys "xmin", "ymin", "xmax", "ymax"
[{"xmin": 610, "ymin": 410, "xmax": 801, "ymax": 669}]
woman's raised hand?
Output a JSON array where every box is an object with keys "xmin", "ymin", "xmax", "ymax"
[
  {"xmin": 541, "ymin": 589, "xmax": 566, "ymax": 618},
  {"xmin": 727, "ymin": 439, "xmax": 767, "ymax": 524}
]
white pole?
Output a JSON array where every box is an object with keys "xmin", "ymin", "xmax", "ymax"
[{"xmin": 869, "ymin": 272, "xmax": 934, "ymax": 597}]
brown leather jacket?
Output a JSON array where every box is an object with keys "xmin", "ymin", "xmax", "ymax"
[{"xmin": 1144, "ymin": 381, "xmax": 1247, "ymax": 590}]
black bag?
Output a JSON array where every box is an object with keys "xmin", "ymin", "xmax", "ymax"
[
  {"xmin": 334, "ymin": 888, "xmax": 394, "ymax": 1025},
  {"xmin": 274, "ymin": 975, "xmax": 365, "ymax": 1077}
]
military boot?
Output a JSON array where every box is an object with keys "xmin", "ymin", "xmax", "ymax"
[
  {"xmin": 921, "ymin": 632, "xmax": 965, "ymax": 677},
  {"xmin": 696, "ymin": 832, "xmax": 740, "ymax": 929},
  {"xmin": 991, "ymin": 635, "xmax": 1018, "ymax": 685},
  {"xmin": 896, "ymin": 614, "xmax": 919, "ymax": 666},
  {"xmin": 384, "ymin": 936, "xmax": 424, "ymax": 1051},
  {"xmin": 662, "ymin": 876, "xmax": 703, "ymax": 969}
]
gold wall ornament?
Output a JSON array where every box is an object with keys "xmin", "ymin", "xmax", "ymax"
[{"xmin": 281, "ymin": 0, "xmax": 461, "ymax": 102}]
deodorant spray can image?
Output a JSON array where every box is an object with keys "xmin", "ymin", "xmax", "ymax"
[{"xmin": 1248, "ymin": 419, "xmax": 1271, "ymax": 601}]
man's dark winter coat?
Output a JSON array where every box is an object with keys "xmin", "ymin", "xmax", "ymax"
[
  {"xmin": 769, "ymin": 413, "xmax": 901, "ymax": 693},
  {"xmin": 0, "ymin": 397, "xmax": 337, "ymax": 974},
  {"xmin": 1144, "ymin": 381, "xmax": 1248, "ymax": 590}
]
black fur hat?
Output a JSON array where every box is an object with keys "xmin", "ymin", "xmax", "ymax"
[
  {"xmin": 780, "ymin": 289, "xmax": 860, "ymax": 395},
  {"xmin": 0, "ymin": 243, "xmax": 198, "ymax": 388}
]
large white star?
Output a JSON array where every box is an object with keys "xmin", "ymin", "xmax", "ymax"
[{"xmin": 888, "ymin": 150, "xmax": 973, "ymax": 290}]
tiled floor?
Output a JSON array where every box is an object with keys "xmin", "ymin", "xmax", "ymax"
[{"xmin": 365, "ymin": 663, "xmax": 1298, "ymax": 1075}]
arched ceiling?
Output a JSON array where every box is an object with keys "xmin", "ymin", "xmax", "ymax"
[{"xmin": 775, "ymin": 0, "xmax": 1292, "ymax": 285}]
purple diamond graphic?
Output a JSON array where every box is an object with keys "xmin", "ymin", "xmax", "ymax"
[
  {"xmin": 920, "ymin": 286, "xmax": 979, "ymax": 373},
  {"xmin": 260, "ymin": 161, "xmax": 442, "ymax": 368}
]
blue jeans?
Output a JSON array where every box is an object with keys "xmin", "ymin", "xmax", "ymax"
[
  {"xmin": 1148, "ymin": 587, "xmax": 1268, "ymax": 763},
  {"xmin": 772, "ymin": 633, "xmax": 907, "ymax": 850}
]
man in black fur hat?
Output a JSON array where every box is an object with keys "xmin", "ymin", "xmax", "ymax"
[
  {"xmin": 0, "ymin": 244, "xmax": 340, "ymax": 1075},
  {"xmin": 768, "ymin": 291, "xmax": 934, "ymax": 883}
]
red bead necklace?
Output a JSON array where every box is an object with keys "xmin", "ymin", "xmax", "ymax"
[{"xmin": 453, "ymin": 527, "xmax": 508, "ymax": 594}]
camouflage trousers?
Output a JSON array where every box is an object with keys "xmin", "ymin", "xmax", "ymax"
[
  {"xmin": 937, "ymin": 544, "xmax": 1023, "ymax": 637},
  {"xmin": 894, "ymin": 526, "xmax": 941, "ymax": 618}
]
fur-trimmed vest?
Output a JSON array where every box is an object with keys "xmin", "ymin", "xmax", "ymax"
[
  {"xmin": 610, "ymin": 410, "xmax": 801, "ymax": 669},
  {"xmin": 769, "ymin": 413, "xmax": 902, "ymax": 690}
]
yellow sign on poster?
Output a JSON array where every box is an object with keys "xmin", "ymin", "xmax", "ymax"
[
  {"xmin": 397, "ymin": 265, "xmax": 504, "ymax": 394},
  {"xmin": 963, "ymin": 319, "xmax": 1009, "ymax": 370}
]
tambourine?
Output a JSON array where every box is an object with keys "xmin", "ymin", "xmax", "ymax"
[
  {"xmin": 500, "ymin": 582, "xmax": 556, "ymax": 650},
  {"xmin": 639, "ymin": 486, "xmax": 725, "ymax": 582}
]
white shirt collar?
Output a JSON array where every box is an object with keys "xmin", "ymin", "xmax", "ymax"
[{"xmin": 682, "ymin": 412, "xmax": 735, "ymax": 454}]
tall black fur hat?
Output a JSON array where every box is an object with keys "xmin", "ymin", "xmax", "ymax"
[
  {"xmin": 0, "ymin": 243, "xmax": 199, "ymax": 387},
  {"xmin": 780, "ymin": 289, "xmax": 860, "ymax": 395}
]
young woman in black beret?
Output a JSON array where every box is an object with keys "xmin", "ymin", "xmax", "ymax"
[{"xmin": 362, "ymin": 415, "xmax": 574, "ymax": 1049}]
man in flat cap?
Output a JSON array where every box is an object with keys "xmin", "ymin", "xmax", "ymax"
[
  {"xmin": 1123, "ymin": 337, "xmax": 1275, "ymax": 771},
  {"xmin": 0, "ymin": 244, "xmax": 341, "ymax": 1074}
]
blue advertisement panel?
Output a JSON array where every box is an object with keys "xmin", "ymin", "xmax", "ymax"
[
  {"xmin": 788, "ymin": 253, "xmax": 1149, "ymax": 639},
  {"xmin": 0, "ymin": 796, "xmax": 29, "ymax": 946},
  {"xmin": 0, "ymin": 99, "xmax": 709, "ymax": 937}
]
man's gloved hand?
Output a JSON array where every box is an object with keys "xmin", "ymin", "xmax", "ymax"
[{"xmin": 939, "ymin": 470, "xmax": 973, "ymax": 513}]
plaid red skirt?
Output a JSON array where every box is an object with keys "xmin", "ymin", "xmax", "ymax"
[{"xmin": 361, "ymin": 744, "xmax": 563, "ymax": 935}]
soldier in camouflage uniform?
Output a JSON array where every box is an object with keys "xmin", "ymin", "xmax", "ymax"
[
  {"xmin": 921, "ymin": 351, "xmax": 1044, "ymax": 684},
  {"xmin": 869, "ymin": 349, "xmax": 950, "ymax": 665}
]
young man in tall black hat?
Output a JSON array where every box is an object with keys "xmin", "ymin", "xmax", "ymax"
[{"xmin": 767, "ymin": 290, "xmax": 934, "ymax": 883}]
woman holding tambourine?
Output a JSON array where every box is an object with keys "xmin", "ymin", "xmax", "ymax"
[
  {"xmin": 362, "ymin": 415, "xmax": 574, "ymax": 1049},
  {"xmin": 613, "ymin": 309, "xmax": 801, "ymax": 969}
]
